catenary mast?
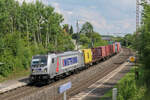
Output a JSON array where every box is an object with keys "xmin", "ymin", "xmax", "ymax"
[{"xmin": 136, "ymin": 0, "xmax": 140, "ymax": 35}]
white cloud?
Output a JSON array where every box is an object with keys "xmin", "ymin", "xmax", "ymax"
[
  {"xmin": 114, "ymin": 0, "xmax": 135, "ymax": 6},
  {"xmin": 50, "ymin": 2, "xmax": 75, "ymax": 24},
  {"xmin": 78, "ymin": 9, "xmax": 107, "ymax": 28},
  {"xmin": 67, "ymin": 11, "xmax": 73, "ymax": 15},
  {"xmin": 75, "ymin": 8, "xmax": 135, "ymax": 35},
  {"xmin": 50, "ymin": 2, "xmax": 61, "ymax": 13},
  {"xmin": 76, "ymin": 9, "xmax": 114, "ymax": 34},
  {"xmin": 90, "ymin": 6, "xmax": 97, "ymax": 9}
]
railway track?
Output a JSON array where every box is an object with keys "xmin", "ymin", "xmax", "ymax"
[
  {"xmin": 0, "ymin": 48, "xmax": 132, "ymax": 100},
  {"xmin": 66, "ymin": 48, "xmax": 131, "ymax": 99}
]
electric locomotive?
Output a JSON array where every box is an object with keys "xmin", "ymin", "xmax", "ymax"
[{"xmin": 29, "ymin": 51, "xmax": 84, "ymax": 83}]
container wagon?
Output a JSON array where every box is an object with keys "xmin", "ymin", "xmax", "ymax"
[
  {"xmin": 91, "ymin": 47, "xmax": 102, "ymax": 62},
  {"xmin": 112, "ymin": 43, "xmax": 116, "ymax": 54},
  {"xmin": 108, "ymin": 45, "xmax": 113, "ymax": 56},
  {"xmin": 82, "ymin": 49, "xmax": 92, "ymax": 65},
  {"xmin": 105, "ymin": 45, "xmax": 110, "ymax": 57},
  {"xmin": 100, "ymin": 46, "xmax": 106, "ymax": 59}
]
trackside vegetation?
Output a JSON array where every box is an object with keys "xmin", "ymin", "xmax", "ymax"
[
  {"xmin": 100, "ymin": 67, "xmax": 146, "ymax": 100},
  {"xmin": 102, "ymin": 1, "xmax": 150, "ymax": 99},
  {"xmin": 0, "ymin": 0, "xmax": 107, "ymax": 81},
  {"xmin": 135, "ymin": 2, "xmax": 150, "ymax": 99}
]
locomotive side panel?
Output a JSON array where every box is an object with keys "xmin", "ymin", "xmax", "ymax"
[
  {"xmin": 50, "ymin": 51, "xmax": 84, "ymax": 77},
  {"xmin": 48, "ymin": 54, "xmax": 57, "ymax": 78}
]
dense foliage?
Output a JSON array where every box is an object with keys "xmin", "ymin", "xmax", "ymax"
[
  {"xmin": 136, "ymin": 2, "xmax": 150, "ymax": 88},
  {"xmin": 116, "ymin": 2, "xmax": 150, "ymax": 99},
  {"xmin": 0, "ymin": 0, "xmax": 75, "ymax": 77},
  {"xmin": 117, "ymin": 68, "xmax": 146, "ymax": 100}
]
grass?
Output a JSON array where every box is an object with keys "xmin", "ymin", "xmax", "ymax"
[
  {"xmin": 0, "ymin": 68, "xmax": 30, "ymax": 82},
  {"xmin": 100, "ymin": 67, "xmax": 135, "ymax": 100}
]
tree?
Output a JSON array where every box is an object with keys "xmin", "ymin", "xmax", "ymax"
[
  {"xmin": 69, "ymin": 25, "xmax": 74, "ymax": 34},
  {"xmin": 80, "ymin": 22, "xmax": 94, "ymax": 38},
  {"xmin": 79, "ymin": 34, "xmax": 91, "ymax": 48},
  {"xmin": 91, "ymin": 32, "xmax": 107, "ymax": 47},
  {"xmin": 134, "ymin": 2, "xmax": 150, "ymax": 88},
  {"xmin": 0, "ymin": 0, "xmax": 74, "ymax": 77},
  {"xmin": 79, "ymin": 22, "xmax": 107, "ymax": 48}
]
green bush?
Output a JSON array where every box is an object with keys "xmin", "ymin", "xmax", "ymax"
[{"xmin": 117, "ymin": 69, "xmax": 146, "ymax": 100}]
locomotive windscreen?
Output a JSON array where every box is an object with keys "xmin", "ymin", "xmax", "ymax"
[{"xmin": 31, "ymin": 56, "xmax": 48, "ymax": 67}]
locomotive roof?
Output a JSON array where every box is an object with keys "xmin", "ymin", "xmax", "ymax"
[
  {"xmin": 48, "ymin": 50, "xmax": 80, "ymax": 56},
  {"xmin": 32, "ymin": 51, "xmax": 81, "ymax": 58}
]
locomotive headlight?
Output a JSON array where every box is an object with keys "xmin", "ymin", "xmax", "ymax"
[
  {"xmin": 44, "ymin": 68, "xmax": 47, "ymax": 72},
  {"xmin": 32, "ymin": 69, "xmax": 35, "ymax": 73}
]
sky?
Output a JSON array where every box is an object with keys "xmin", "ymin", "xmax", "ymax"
[{"xmin": 18, "ymin": 0, "xmax": 136, "ymax": 36}]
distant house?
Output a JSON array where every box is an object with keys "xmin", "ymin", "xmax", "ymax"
[{"xmin": 101, "ymin": 35, "xmax": 113, "ymax": 41}]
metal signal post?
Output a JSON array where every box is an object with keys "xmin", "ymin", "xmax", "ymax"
[{"xmin": 76, "ymin": 20, "xmax": 79, "ymax": 50}]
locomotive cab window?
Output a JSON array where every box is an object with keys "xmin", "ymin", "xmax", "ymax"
[
  {"xmin": 31, "ymin": 55, "xmax": 48, "ymax": 67},
  {"xmin": 52, "ymin": 58, "xmax": 54, "ymax": 63}
]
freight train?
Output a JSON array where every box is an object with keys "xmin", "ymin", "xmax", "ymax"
[{"xmin": 29, "ymin": 42, "xmax": 121, "ymax": 83}]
